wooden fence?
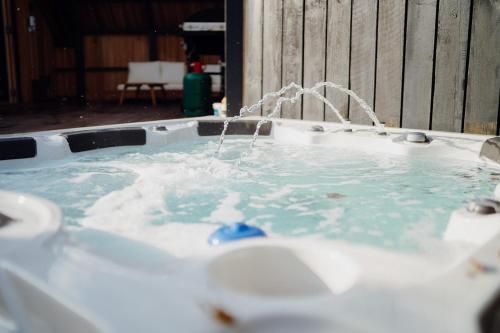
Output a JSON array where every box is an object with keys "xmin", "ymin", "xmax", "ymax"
[{"xmin": 242, "ymin": 0, "xmax": 499, "ymax": 135}]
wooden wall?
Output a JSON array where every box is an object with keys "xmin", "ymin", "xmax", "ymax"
[
  {"xmin": 8, "ymin": 0, "xmax": 223, "ymax": 103},
  {"xmin": 50, "ymin": 34, "xmax": 220, "ymax": 101},
  {"xmin": 243, "ymin": 0, "xmax": 500, "ymax": 135}
]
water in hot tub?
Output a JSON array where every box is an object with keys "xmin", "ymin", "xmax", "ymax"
[{"xmin": 0, "ymin": 139, "xmax": 497, "ymax": 256}]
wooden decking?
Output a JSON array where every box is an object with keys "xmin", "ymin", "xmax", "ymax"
[{"xmin": 0, "ymin": 101, "xmax": 185, "ymax": 134}]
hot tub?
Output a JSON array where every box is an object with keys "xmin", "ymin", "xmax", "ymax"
[{"xmin": 0, "ymin": 116, "xmax": 499, "ymax": 333}]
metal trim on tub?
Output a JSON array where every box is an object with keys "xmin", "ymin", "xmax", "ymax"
[
  {"xmin": 62, "ymin": 127, "xmax": 146, "ymax": 153},
  {"xmin": 0, "ymin": 137, "xmax": 37, "ymax": 160},
  {"xmin": 197, "ymin": 120, "xmax": 272, "ymax": 136}
]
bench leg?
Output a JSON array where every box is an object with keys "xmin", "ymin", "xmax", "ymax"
[
  {"xmin": 150, "ymin": 88, "xmax": 157, "ymax": 108},
  {"xmin": 161, "ymin": 86, "xmax": 167, "ymax": 100},
  {"xmin": 119, "ymin": 89, "xmax": 126, "ymax": 105}
]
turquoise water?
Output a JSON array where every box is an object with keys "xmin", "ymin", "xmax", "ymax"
[{"xmin": 0, "ymin": 139, "xmax": 497, "ymax": 252}]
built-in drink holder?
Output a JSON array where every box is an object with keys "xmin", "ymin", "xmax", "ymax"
[
  {"xmin": 0, "ymin": 191, "xmax": 61, "ymax": 256},
  {"xmin": 207, "ymin": 244, "xmax": 359, "ymax": 298}
]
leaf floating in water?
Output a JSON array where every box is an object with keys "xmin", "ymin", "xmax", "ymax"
[
  {"xmin": 198, "ymin": 302, "xmax": 236, "ymax": 327},
  {"xmin": 326, "ymin": 193, "xmax": 346, "ymax": 200},
  {"xmin": 212, "ymin": 307, "xmax": 236, "ymax": 326}
]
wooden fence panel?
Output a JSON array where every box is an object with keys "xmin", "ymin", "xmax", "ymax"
[
  {"xmin": 157, "ymin": 35, "xmax": 186, "ymax": 62},
  {"xmin": 241, "ymin": 0, "xmax": 499, "ymax": 135},
  {"xmin": 302, "ymin": 0, "xmax": 327, "ymax": 121},
  {"xmin": 375, "ymin": 0, "xmax": 405, "ymax": 128},
  {"xmin": 262, "ymin": 0, "xmax": 283, "ymax": 116},
  {"xmin": 402, "ymin": 0, "xmax": 437, "ymax": 129},
  {"xmin": 281, "ymin": 0, "xmax": 304, "ymax": 119},
  {"xmin": 349, "ymin": 0, "xmax": 377, "ymax": 125},
  {"xmin": 464, "ymin": 0, "xmax": 499, "ymax": 135},
  {"xmin": 432, "ymin": 0, "xmax": 470, "ymax": 132},
  {"xmin": 84, "ymin": 36, "xmax": 149, "ymax": 68},
  {"xmin": 242, "ymin": 0, "xmax": 263, "ymax": 114},
  {"xmin": 325, "ymin": 0, "xmax": 351, "ymax": 122}
]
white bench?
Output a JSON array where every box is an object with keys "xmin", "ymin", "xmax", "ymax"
[
  {"xmin": 118, "ymin": 61, "xmax": 222, "ymax": 107},
  {"xmin": 117, "ymin": 61, "xmax": 185, "ymax": 107}
]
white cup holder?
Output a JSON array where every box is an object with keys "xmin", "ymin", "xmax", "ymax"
[
  {"xmin": 0, "ymin": 191, "xmax": 62, "ymax": 255},
  {"xmin": 207, "ymin": 245, "xmax": 359, "ymax": 298}
]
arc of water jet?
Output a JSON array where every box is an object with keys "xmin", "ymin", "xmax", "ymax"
[
  {"xmin": 216, "ymin": 81, "xmax": 384, "ymax": 161},
  {"xmin": 216, "ymin": 82, "xmax": 305, "ymax": 156}
]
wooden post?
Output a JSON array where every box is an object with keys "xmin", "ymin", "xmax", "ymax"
[
  {"xmin": 226, "ymin": 0, "xmax": 244, "ymax": 117},
  {"xmin": 402, "ymin": 0, "xmax": 438, "ymax": 129},
  {"xmin": 262, "ymin": 0, "xmax": 283, "ymax": 116},
  {"xmin": 13, "ymin": 0, "xmax": 32, "ymax": 104},
  {"xmin": 463, "ymin": 0, "xmax": 499, "ymax": 135},
  {"xmin": 375, "ymin": 0, "xmax": 405, "ymax": 128},
  {"xmin": 281, "ymin": 0, "xmax": 303, "ymax": 119},
  {"xmin": 349, "ymin": 0, "xmax": 377, "ymax": 125},
  {"xmin": 431, "ymin": 0, "xmax": 470, "ymax": 132},
  {"xmin": 325, "ymin": 0, "xmax": 351, "ymax": 122},
  {"xmin": 242, "ymin": 0, "xmax": 263, "ymax": 115},
  {"xmin": 302, "ymin": 0, "xmax": 327, "ymax": 121},
  {"xmin": 2, "ymin": 0, "xmax": 17, "ymax": 103}
]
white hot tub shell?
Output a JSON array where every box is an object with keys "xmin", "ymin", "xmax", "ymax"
[{"xmin": 0, "ymin": 116, "xmax": 499, "ymax": 333}]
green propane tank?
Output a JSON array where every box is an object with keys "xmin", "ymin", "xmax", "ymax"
[{"xmin": 183, "ymin": 61, "xmax": 212, "ymax": 117}]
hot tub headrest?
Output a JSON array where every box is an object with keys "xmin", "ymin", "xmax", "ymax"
[
  {"xmin": 0, "ymin": 137, "xmax": 36, "ymax": 160},
  {"xmin": 197, "ymin": 120, "xmax": 272, "ymax": 136},
  {"xmin": 62, "ymin": 128, "xmax": 146, "ymax": 153}
]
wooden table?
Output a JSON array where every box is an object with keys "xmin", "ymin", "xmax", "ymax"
[{"xmin": 118, "ymin": 83, "xmax": 167, "ymax": 108}]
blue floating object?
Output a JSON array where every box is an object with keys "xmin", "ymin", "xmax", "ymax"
[{"xmin": 208, "ymin": 222, "xmax": 266, "ymax": 246}]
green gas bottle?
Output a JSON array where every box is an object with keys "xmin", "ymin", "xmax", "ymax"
[{"xmin": 183, "ymin": 61, "xmax": 212, "ymax": 117}]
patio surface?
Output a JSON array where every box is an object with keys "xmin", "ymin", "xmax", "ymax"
[{"xmin": 0, "ymin": 101, "xmax": 185, "ymax": 134}]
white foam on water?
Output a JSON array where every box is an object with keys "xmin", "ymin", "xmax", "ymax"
[
  {"xmin": 79, "ymin": 152, "xmax": 240, "ymax": 246},
  {"xmin": 69, "ymin": 172, "xmax": 101, "ymax": 184},
  {"xmin": 316, "ymin": 208, "xmax": 344, "ymax": 231},
  {"xmin": 203, "ymin": 191, "xmax": 245, "ymax": 224},
  {"xmin": 285, "ymin": 203, "xmax": 309, "ymax": 212},
  {"xmin": 136, "ymin": 222, "xmax": 214, "ymax": 257},
  {"xmin": 291, "ymin": 227, "xmax": 309, "ymax": 234}
]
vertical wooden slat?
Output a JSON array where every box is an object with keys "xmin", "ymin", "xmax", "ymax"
[
  {"xmin": 281, "ymin": 0, "xmax": 303, "ymax": 119},
  {"xmin": 302, "ymin": 0, "xmax": 327, "ymax": 121},
  {"xmin": 431, "ymin": 0, "xmax": 470, "ymax": 132},
  {"xmin": 375, "ymin": 0, "xmax": 405, "ymax": 128},
  {"xmin": 242, "ymin": 0, "xmax": 263, "ymax": 114},
  {"xmin": 349, "ymin": 0, "xmax": 377, "ymax": 125},
  {"xmin": 2, "ymin": 0, "xmax": 17, "ymax": 102},
  {"xmin": 464, "ymin": 0, "xmax": 499, "ymax": 135},
  {"xmin": 14, "ymin": 0, "xmax": 33, "ymax": 103},
  {"xmin": 402, "ymin": 0, "xmax": 437, "ymax": 129},
  {"xmin": 157, "ymin": 35, "xmax": 186, "ymax": 62},
  {"xmin": 325, "ymin": 0, "xmax": 351, "ymax": 122},
  {"xmin": 84, "ymin": 36, "xmax": 149, "ymax": 68},
  {"xmin": 262, "ymin": 0, "xmax": 283, "ymax": 116}
]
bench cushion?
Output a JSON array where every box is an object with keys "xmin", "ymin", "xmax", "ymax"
[
  {"xmin": 117, "ymin": 83, "xmax": 184, "ymax": 91},
  {"xmin": 159, "ymin": 62, "xmax": 185, "ymax": 85},
  {"xmin": 119, "ymin": 61, "xmax": 221, "ymax": 92},
  {"xmin": 127, "ymin": 62, "xmax": 163, "ymax": 84}
]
